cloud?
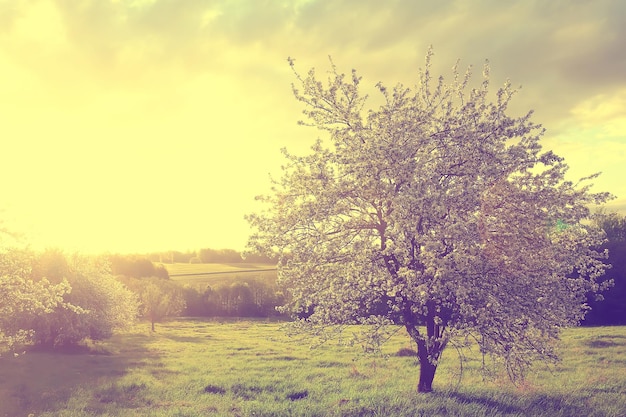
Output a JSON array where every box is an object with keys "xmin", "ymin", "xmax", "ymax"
[
  {"xmin": 3, "ymin": 0, "xmax": 624, "ymax": 147},
  {"xmin": 5, "ymin": 1, "xmax": 624, "ymax": 101},
  {"xmin": 570, "ymin": 89, "xmax": 626, "ymax": 135}
]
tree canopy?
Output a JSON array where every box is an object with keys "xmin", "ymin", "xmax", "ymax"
[{"xmin": 247, "ymin": 50, "xmax": 611, "ymax": 392}]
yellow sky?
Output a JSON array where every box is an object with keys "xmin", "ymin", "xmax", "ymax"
[{"xmin": 1, "ymin": 0, "xmax": 625, "ymax": 254}]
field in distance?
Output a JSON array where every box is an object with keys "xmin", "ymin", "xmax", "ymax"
[
  {"xmin": 1, "ymin": 320, "xmax": 625, "ymax": 417},
  {"xmin": 163, "ymin": 263, "xmax": 277, "ymax": 288}
]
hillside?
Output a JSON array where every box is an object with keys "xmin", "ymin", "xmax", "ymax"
[{"xmin": 162, "ymin": 263, "xmax": 277, "ymax": 288}]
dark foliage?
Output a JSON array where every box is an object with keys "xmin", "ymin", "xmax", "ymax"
[
  {"xmin": 583, "ymin": 212, "xmax": 626, "ymax": 325},
  {"xmin": 181, "ymin": 278, "xmax": 285, "ymax": 318}
]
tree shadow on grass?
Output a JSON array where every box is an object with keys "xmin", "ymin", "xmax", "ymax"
[
  {"xmin": 446, "ymin": 391, "xmax": 588, "ymax": 416},
  {"xmin": 162, "ymin": 334, "xmax": 206, "ymax": 344},
  {"xmin": 584, "ymin": 334, "xmax": 626, "ymax": 349},
  {"xmin": 445, "ymin": 391, "xmax": 522, "ymax": 415},
  {"xmin": 0, "ymin": 331, "xmax": 159, "ymax": 417}
]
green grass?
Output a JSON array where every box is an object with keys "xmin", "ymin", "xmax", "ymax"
[
  {"xmin": 164, "ymin": 263, "xmax": 277, "ymax": 289},
  {"xmin": 1, "ymin": 321, "xmax": 625, "ymax": 416}
]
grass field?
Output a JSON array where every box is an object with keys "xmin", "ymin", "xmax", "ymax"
[
  {"xmin": 164, "ymin": 263, "xmax": 277, "ymax": 289},
  {"xmin": 1, "ymin": 320, "xmax": 625, "ymax": 417}
]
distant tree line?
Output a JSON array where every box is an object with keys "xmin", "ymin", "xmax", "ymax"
[
  {"xmin": 583, "ymin": 211, "xmax": 626, "ymax": 325},
  {"xmin": 183, "ymin": 278, "xmax": 285, "ymax": 318},
  {"xmin": 107, "ymin": 222, "xmax": 626, "ymax": 324},
  {"xmin": 142, "ymin": 248, "xmax": 276, "ymax": 264},
  {"xmin": 198, "ymin": 248, "xmax": 243, "ymax": 263},
  {"xmin": 108, "ymin": 253, "xmax": 282, "ymax": 319},
  {"xmin": 4, "ymin": 216, "xmax": 621, "ymax": 356},
  {"xmin": 108, "ymin": 254, "xmax": 170, "ymax": 279}
]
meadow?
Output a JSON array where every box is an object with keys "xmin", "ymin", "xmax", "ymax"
[
  {"xmin": 165, "ymin": 263, "xmax": 278, "ymax": 289},
  {"xmin": 1, "ymin": 319, "xmax": 625, "ymax": 417}
]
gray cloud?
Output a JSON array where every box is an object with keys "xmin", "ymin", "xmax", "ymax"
[{"xmin": 3, "ymin": 0, "xmax": 624, "ymax": 127}]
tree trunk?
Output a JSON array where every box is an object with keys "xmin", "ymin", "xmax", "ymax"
[
  {"xmin": 151, "ymin": 320, "xmax": 155, "ymax": 332},
  {"xmin": 405, "ymin": 311, "xmax": 447, "ymax": 393},
  {"xmin": 417, "ymin": 338, "xmax": 437, "ymax": 392}
]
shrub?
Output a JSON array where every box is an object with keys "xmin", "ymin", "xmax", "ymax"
[
  {"xmin": 30, "ymin": 255, "xmax": 139, "ymax": 348},
  {"xmin": 0, "ymin": 247, "xmax": 73, "ymax": 352}
]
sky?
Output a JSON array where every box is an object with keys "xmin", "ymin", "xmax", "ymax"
[{"xmin": 1, "ymin": 0, "xmax": 625, "ymax": 254}]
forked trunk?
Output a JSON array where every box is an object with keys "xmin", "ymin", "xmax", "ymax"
[{"xmin": 406, "ymin": 313, "xmax": 447, "ymax": 393}]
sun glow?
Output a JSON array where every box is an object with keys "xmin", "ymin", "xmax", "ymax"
[{"xmin": 1, "ymin": 0, "xmax": 624, "ymax": 254}]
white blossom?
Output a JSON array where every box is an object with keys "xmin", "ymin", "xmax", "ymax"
[{"xmin": 247, "ymin": 49, "xmax": 611, "ymax": 392}]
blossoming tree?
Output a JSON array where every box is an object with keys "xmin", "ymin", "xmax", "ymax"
[
  {"xmin": 247, "ymin": 50, "xmax": 611, "ymax": 392},
  {"xmin": 0, "ymin": 247, "xmax": 71, "ymax": 353}
]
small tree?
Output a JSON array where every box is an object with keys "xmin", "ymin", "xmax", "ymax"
[
  {"xmin": 247, "ymin": 50, "xmax": 611, "ymax": 392},
  {"xmin": 134, "ymin": 278, "xmax": 185, "ymax": 331}
]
